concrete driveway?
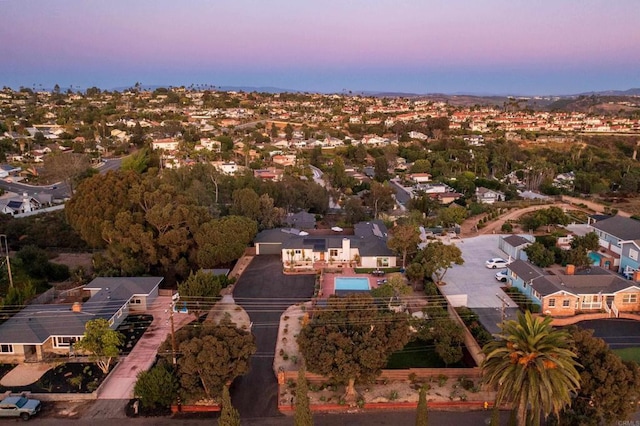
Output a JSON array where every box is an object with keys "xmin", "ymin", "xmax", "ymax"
[
  {"xmin": 231, "ymin": 255, "xmax": 315, "ymax": 419},
  {"xmin": 437, "ymin": 235, "xmax": 520, "ymax": 334},
  {"xmin": 439, "ymin": 235, "xmax": 515, "ymax": 309}
]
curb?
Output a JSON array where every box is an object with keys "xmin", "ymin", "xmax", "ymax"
[{"xmin": 279, "ymin": 400, "xmax": 496, "ymax": 412}]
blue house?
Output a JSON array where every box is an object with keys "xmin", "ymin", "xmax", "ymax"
[
  {"xmin": 589, "ymin": 215, "xmax": 640, "ymax": 273},
  {"xmin": 506, "ymin": 260, "xmax": 640, "ymax": 317}
]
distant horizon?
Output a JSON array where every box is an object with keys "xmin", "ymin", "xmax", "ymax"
[
  {"xmin": 5, "ymin": 82, "xmax": 640, "ymax": 99},
  {"xmin": 2, "ymin": 0, "xmax": 639, "ymax": 95}
]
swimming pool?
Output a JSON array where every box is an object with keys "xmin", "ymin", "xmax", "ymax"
[
  {"xmin": 334, "ymin": 277, "xmax": 370, "ymax": 291},
  {"xmin": 589, "ymin": 251, "xmax": 603, "ymax": 265}
]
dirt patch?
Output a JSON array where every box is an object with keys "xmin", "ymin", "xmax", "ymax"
[
  {"xmin": 40, "ymin": 400, "xmax": 95, "ymax": 419},
  {"xmin": 50, "ymin": 252, "xmax": 94, "ymax": 275},
  {"xmin": 279, "ymin": 375, "xmax": 490, "ymax": 407}
]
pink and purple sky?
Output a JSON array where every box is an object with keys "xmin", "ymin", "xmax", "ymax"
[{"xmin": 1, "ymin": 0, "xmax": 639, "ymax": 95}]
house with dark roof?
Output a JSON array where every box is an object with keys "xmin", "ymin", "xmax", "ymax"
[
  {"xmin": 0, "ymin": 277, "xmax": 162, "ymax": 363},
  {"xmin": 498, "ymin": 234, "xmax": 534, "ymax": 261},
  {"xmin": 506, "ymin": 260, "xmax": 640, "ymax": 317},
  {"xmin": 283, "ymin": 211, "xmax": 316, "ymax": 230},
  {"xmin": 589, "ymin": 215, "xmax": 640, "ymax": 272},
  {"xmin": 254, "ymin": 220, "xmax": 396, "ymax": 270}
]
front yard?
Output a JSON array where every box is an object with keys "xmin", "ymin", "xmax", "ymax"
[{"xmin": 0, "ymin": 363, "xmax": 109, "ymax": 393}]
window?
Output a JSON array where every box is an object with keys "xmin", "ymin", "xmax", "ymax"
[
  {"xmin": 623, "ymin": 294, "xmax": 638, "ymax": 304},
  {"xmin": 377, "ymin": 258, "xmax": 390, "ymax": 267},
  {"xmin": 562, "ymin": 299, "xmax": 570, "ymax": 307},
  {"xmin": 329, "ymin": 249, "xmax": 338, "ymax": 257},
  {"xmin": 116, "ymin": 308, "xmax": 123, "ymax": 318},
  {"xmin": 0, "ymin": 344, "xmax": 13, "ymax": 353},
  {"xmin": 629, "ymin": 249, "xmax": 639, "ymax": 261},
  {"xmin": 548, "ymin": 298, "xmax": 556, "ymax": 307},
  {"xmin": 54, "ymin": 337, "xmax": 78, "ymax": 348},
  {"xmin": 294, "ymin": 249, "xmax": 302, "ymax": 255}
]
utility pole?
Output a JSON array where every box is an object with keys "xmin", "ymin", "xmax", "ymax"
[
  {"xmin": 0, "ymin": 235, "xmax": 13, "ymax": 288},
  {"xmin": 169, "ymin": 292, "xmax": 181, "ymax": 410},
  {"xmin": 496, "ymin": 294, "xmax": 510, "ymax": 323},
  {"xmin": 170, "ymin": 297, "xmax": 178, "ymax": 367}
]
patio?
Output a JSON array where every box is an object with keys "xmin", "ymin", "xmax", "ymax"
[{"xmin": 319, "ymin": 267, "xmax": 382, "ymax": 298}]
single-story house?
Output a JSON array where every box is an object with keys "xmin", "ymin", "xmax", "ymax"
[
  {"xmin": 0, "ymin": 277, "xmax": 162, "ymax": 363},
  {"xmin": 283, "ymin": 211, "xmax": 316, "ymax": 230},
  {"xmin": 254, "ymin": 220, "xmax": 396, "ymax": 269},
  {"xmin": 498, "ymin": 234, "xmax": 534, "ymax": 262},
  {"xmin": 506, "ymin": 260, "xmax": 640, "ymax": 317}
]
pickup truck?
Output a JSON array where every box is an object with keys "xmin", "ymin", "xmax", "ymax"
[{"xmin": 0, "ymin": 395, "xmax": 41, "ymax": 420}]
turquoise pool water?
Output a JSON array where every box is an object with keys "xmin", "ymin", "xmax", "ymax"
[
  {"xmin": 334, "ymin": 277, "xmax": 370, "ymax": 291},
  {"xmin": 589, "ymin": 251, "xmax": 603, "ymax": 265}
]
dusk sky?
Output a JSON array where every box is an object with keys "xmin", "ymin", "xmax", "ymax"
[{"xmin": 1, "ymin": 0, "xmax": 639, "ymax": 95}]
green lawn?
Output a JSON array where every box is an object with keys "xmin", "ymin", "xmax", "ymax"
[
  {"xmin": 385, "ymin": 339, "xmax": 465, "ymax": 369},
  {"xmin": 613, "ymin": 347, "xmax": 640, "ymax": 363}
]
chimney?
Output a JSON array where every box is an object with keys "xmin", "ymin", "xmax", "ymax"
[
  {"xmin": 72, "ymin": 302, "xmax": 82, "ymax": 313},
  {"xmin": 633, "ymin": 271, "xmax": 640, "ymax": 282},
  {"xmin": 566, "ymin": 264, "xmax": 575, "ymax": 276}
]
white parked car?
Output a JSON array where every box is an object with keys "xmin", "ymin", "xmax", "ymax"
[
  {"xmin": 486, "ymin": 258, "xmax": 510, "ymax": 269},
  {"xmin": 495, "ymin": 270, "xmax": 509, "ymax": 282}
]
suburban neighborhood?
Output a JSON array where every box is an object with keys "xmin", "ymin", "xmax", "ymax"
[{"xmin": 0, "ymin": 86, "xmax": 638, "ymax": 425}]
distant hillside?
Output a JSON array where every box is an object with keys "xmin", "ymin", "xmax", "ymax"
[
  {"xmin": 577, "ymin": 88, "xmax": 640, "ymax": 96},
  {"xmin": 548, "ymin": 94, "xmax": 640, "ymax": 115}
]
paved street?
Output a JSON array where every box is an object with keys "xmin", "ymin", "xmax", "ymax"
[
  {"xmin": 574, "ymin": 319, "xmax": 640, "ymax": 349},
  {"xmin": 36, "ymin": 408, "xmax": 518, "ymax": 425},
  {"xmin": 231, "ymin": 256, "xmax": 315, "ymax": 419}
]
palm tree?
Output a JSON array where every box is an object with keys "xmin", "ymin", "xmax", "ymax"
[{"xmin": 481, "ymin": 311, "xmax": 580, "ymax": 426}]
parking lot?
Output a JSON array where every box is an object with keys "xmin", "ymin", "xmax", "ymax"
[
  {"xmin": 438, "ymin": 235, "xmax": 520, "ymax": 333},
  {"xmin": 440, "ymin": 235, "xmax": 515, "ymax": 308}
]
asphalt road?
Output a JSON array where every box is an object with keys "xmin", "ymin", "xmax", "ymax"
[
  {"xmin": 389, "ymin": 179, "xmax": 412, "ymax": 206},
  {"xmin": 0, "ymin": 157, "xmax": 122, "ymax": 201},
  {"xmin": 231, "ymin": 255, "xmax": 315, "ymax": 419},
  {"xmin": 36, "ymin": 408, "xmax": 516, "ymax": 425},
  {"xmin": 572, "ymin": 318, "xmax": 640, "ymax": 349}
]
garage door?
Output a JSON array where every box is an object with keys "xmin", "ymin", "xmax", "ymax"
[{"xmin": 257, "ymin": 243, "xmax": 282, "ymax": 255}]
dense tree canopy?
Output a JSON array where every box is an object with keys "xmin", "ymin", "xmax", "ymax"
[
  {"xmin": 557, "ymin": 327, "xmax": 640, "ymax": 425},
  {"xmin": 177, "ymin": 270, "xmax": 228, "ymax": 319},
  {"xmin": 386, "ymin": 224, "xmax": 421, "ymax": 269},
  {"xmin": 297, "ymin": 294, "xmax": 410, "ymax": 401},
  {"xmin": 67, "ymin": 169, "xmax": 258, "ymax": 280},
  {"xmin": 408, "ymin": 241, "xmax": 463, "ymax": 284},
  {"xmin": 160, "ymin": 319, "xmax": 256, "ymax": 400}
]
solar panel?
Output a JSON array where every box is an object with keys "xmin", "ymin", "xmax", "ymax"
[{"xmin": 372, "ymin": 223, "xmax": 383, "ymax": 238}]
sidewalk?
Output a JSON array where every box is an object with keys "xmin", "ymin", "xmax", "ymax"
[
  {"xmin": 96, "ymin": 295, "xmax": 193, "ymax": 399},
  {"xmin": 0, "ymin": 363, "xmax": 53, "ymax": 387}
]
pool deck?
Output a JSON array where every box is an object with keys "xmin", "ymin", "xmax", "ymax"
[{"xmin": 320, "ymin": 267, "xmax": 382, "ymax": 298}]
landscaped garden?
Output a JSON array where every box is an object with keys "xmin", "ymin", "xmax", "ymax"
[
  {"xmin": 117, "ymin": 314, "xmax": 153, "ymax": 355},
  {"xmin": 0, "ymin": 363, "xmax": 109, "ymax": 393}
]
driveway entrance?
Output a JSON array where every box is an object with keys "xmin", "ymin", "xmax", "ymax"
[{"xmin": 231, "ymin": 255, "xmax": 314, "ymax": 418}]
